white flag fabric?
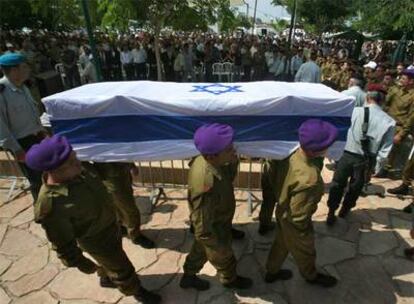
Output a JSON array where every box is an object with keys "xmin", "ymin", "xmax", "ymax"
[{"xmin": 42, "ymin": 81, "xmax": 355, "ymax": 162}]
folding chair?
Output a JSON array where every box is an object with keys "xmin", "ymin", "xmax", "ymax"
[
  {"xmin": 212, "ymin": 63, "xmax": 223, "ymax": 82},
  {"xmin": 222, "ymin": 62, "xmax": 234, "ymax": 82}
]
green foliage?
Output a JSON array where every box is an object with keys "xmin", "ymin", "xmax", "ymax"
[
  {"xmin": 273, "ymin": 0, "xmax": 351, "ymax": 34},
  {"xmin": 168, "ymin": 6, "xmax": 209, "ymax": 31},
  {"xmin": 31, "ymin": 0, "xmax": 83, "ymax": 30},
  {"xmin": 218, "ymin": 6, "xmax": 238, "ymax": 32},
  {"xmin": 0, "ymin": 0, "xmax": 38, "ymax": 29},
  {"xmin": 270, "ymin": 18, "xmax": 289, "ymax": 32},
  {"xmin": 352, "ymin": 0, "xmax": 414, "ymax": 37},
  {"xmin": 273, "ymin": 0, "xmax": 414, "ymax": 38},
  {"xmin": 98, "ymin": 0, "xmax": 139, "ymax": 31},
  {"xmin": 236, "ymin": 14, "xmax": 252, "ymax": 29}
]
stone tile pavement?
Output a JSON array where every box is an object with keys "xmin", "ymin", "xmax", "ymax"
[{"xmin": 0, "ymin": 171, "xmax": 413, "ymax": 304}]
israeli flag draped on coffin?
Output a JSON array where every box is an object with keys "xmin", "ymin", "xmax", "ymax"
[{"xmin": 42, "ymin": 81, "xmax": 355, "ymax": 162}]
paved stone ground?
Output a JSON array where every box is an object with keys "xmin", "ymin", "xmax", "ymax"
[{"xmin": 0, "ymin": 169, "xmax": 414, "ymax": 304}]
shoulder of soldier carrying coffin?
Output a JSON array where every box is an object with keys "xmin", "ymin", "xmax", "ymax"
[{"xmin": 188, "ymin": 155, "xmax": 214, "ymax": 199}]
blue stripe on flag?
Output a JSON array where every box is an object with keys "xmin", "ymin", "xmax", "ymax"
[{"xmin": 51, "ymin": 115, "xmax": 350, "ymax": 144}]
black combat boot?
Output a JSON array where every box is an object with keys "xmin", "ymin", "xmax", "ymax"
[
  {"xmin": 99, "ymin": 276, "xmax": 116, "ymax": 288},
  {"xmin": 179, "ymin": 274, "xmax": 210, "ymax": 291},
  {"xmin": 402, "ymin": 203, "xmax": 413, "ymax": 214},
  {"xmin": 223, "ymin": 275, "xmax": 253, "ymax": 289},
  {"xmin": 306, "ymin": 273, "xmax": 338, "ymax": 288},
  {"xmin": 326, "ymin": 210, "xmax": 337, "ymax": 226},
  {"xmin": 120, "ymin": 226, "xmax": 128, "ymax": 236},
  {"xmin": 338, "ymin": 206, "xmax": 351, "ymax": 218},
  {"xmin": 264, "ymin": 269, "xmax": 293, "ymax": 283},
  {"xmin": 374, "ymin": 169, "xmax": 388, "ymax": 178},
  {"xmin": 387, "ymin": 183, "xmax": 409, "ymax": 195}
]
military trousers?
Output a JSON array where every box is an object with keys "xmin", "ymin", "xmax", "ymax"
[
  {"xmin": 266, "ymin": 216, "xmax": 317, "ymax": 280},
  {"xmin": 79, "ymin": 224, "xmax": 141, "ymax": 296},
  {"xmin": 18, "ymin": 133, "xmax": 46, "ymax": 201},
  {"xmin": 96, "ymin": 163, "xmax": 142, "ymax": 239},
  {"xmin": 259, "ymin": 170, "xmax": 277, "ymax": 226},
  {"xmin": 387, "ymin": 136, "xmax": 412, "ymax": 173},
  {"xmin": 327, "ymin": 151, "xmax": 366, "ymax": 212},
  {"xmin": 402, "ymin": 155, "xmax": 414, "ymax": 185},
  {"xmin": 183, "ymin": 236, "xmax": 237, "ymax": 284}
]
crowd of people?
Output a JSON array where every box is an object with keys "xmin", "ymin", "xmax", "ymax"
[
  {"xmin": 1, "ymin": 29, "xmax": 414, "ymax": 87},
  {"xmin": 1, "ymin": 28, "xmax": 414, "ymax": 304}
]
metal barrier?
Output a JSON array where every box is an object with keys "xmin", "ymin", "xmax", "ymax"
[
  {"xmin": 132, "ymin": 158, "xmax": 263, "ymax": 215},
  {"xmin": 0, "ymin": 149, "xmax": 29, "ymax": 203}
]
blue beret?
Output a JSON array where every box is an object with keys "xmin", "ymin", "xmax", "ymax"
[
  {"xmin": 194, "ymin": 123, "xmax": 234, "ymax": 155},
  {"xmin": 299, "ymin": 119, "xmax": 338, "ymax": 152},
  {"xmin": 0, "ymin": 52, "xmax": 26, "ymax": 67},
  {"xmin": 26, "ymin": 135, "xmax": 73, "ymax": 172}
]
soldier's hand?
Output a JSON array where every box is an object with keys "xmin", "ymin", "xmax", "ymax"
[
  {"xmin": 77, "ymin": 256, "xmax": 97, "ymax": 274},
  {"xmin": 393, "ymin": 134, "xmax": 403, "ymax": 145}
]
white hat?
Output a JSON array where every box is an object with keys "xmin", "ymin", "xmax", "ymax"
[
  {"xmin": 364, "ymin": 61, "xmax": 377, "ymax": 70},
  {"xmin": 6, "ymin": 43, "xmax": 13, "ymax": 48}
]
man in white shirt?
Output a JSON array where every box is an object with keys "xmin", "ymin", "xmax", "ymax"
[
  {"xmin": 294, "ymin": 52, "xmax": 321, "ymax": 83},
  {"xmin": 120, "ymin": 46, "xmax": 133, "ymax": 80},
  {"xmin": 342, "ymin": 76, "xmax": 366, "ymax": 107},
  {"xmin": 326, "ymin": 84, "xmax": 395, "ymax": 225},
  {"xmin": 131, "ymin": 43, "xmax": 147, "ymax": 80}
]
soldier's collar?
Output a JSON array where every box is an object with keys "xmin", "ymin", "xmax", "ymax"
[
  {"xmin": 1, "ymin": 76, "xmax": 20, "ymax": 92},
  {"xmin": 295, "ymin": 148, "xmax": 313, "ymax": 164},
  {"xmin": 43, "ymin": 183, "xmax": 69, "ymax": 196},
  {"xmin": 42, "ymin": 172, "xmax": 87, "ymax": 196}
]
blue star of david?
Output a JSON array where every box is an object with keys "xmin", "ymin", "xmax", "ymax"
[{"xmin": 190, "ymin": 83, "xmax": 243, "ymax": 95}]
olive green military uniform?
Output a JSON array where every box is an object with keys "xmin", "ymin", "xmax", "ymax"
[
  {"xmin": 266, "ymin": 150, "xmax": 324, "ymax": 280},
  {"xmin": 183, "ymin": 155, "xmax": 238, "ymax": 284},
  {"xmin": 399, "ymin": 113, "xmax": 414, "ymax": 186},
  {"xmin": 91, "ymin": 162, "xmax": 142, "ymax": 240},
  {"xmin": 338, "ymin": 70, "xmax": 351, "ymax": 91},
  {"xmin": 383, "ymin": 88, "xmax": 414, "ymax": 171},
  {"xmin": 35, "ymin": 170, "xmax": 141, "ymax": 296},
  {"xmin": 259, "ymin": 158, "xmax": 289, "ymax": 227},
  {"xmin": 320, "ymin": 62, "xmax": 332, "ymax": 82}
]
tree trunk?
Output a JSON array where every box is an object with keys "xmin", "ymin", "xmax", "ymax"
[{"xmin": 154, "ymin": 22, "xmax": 163, "ymax": 81}]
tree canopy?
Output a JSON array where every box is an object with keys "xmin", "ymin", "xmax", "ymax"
[{"xmin": 272, "ymin": 0, "xmax": 414, "ymax": 38}]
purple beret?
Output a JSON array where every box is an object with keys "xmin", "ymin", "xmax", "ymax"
[
  {"xmin": 194, "ymin": 123, "xmax": 234, "ymax": 154},
  {"xmin": 298, "ymin": 119, "xmax": 338, "ymax": 152},
  {"xmin": 25, "ymin": 135, "xmax": 73, "ymax": 171},
  {"xmin": 402, "ymin": 69, "xmax": 414, "ymax": 79}
]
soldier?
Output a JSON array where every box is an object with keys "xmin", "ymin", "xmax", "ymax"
[
  {"xmin": 380, "ymin": 69, "xmax": 414, "ymax": 178},
  {"xmin": 90, "ymin": 162, "xmax": 155, "ymax": 248},
  {"xmin": 338, "ymin": 61, "xmax": 352, "ymax": 91},
  {"xmin": 180, "ymin": 123, "xmax": 252, "ymax": 291},
  {"xmin": 388, "ymin": 99, "xmax": 414, "ymax": 197},
  {"xmin": 265, "ymin": 119, "xmax": 338, "ymax": 287},
  {"xmin": 258, "ymin": 158, "xmax": 289, "ymax": 235},
  {"xmin": 26, "ymin": 135, "xmax": 161, "ymax": 304},
  {"xmin": 327, "ymin": 84, "xmax": 395, "ymax": 225},
  {"xmin": 0, "ymin": 52, "xmax": 48, "ymax": 201}
]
